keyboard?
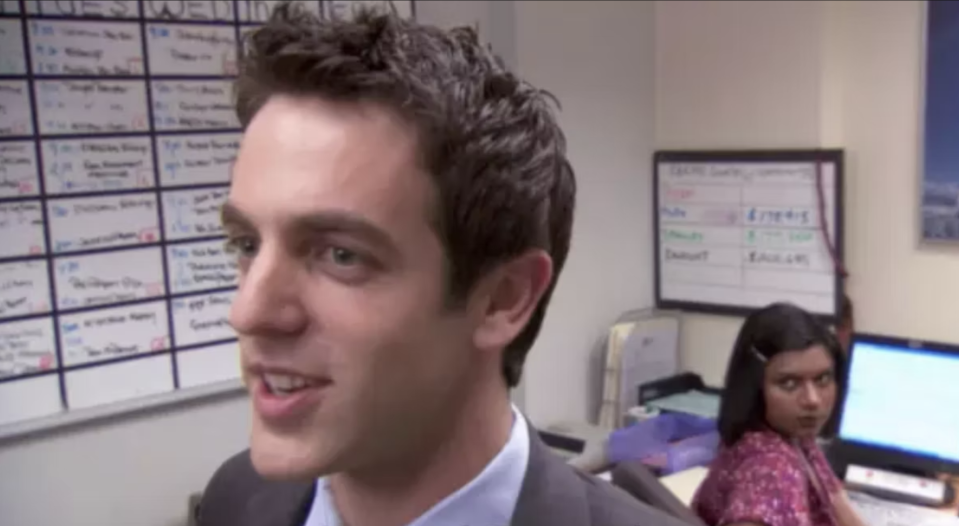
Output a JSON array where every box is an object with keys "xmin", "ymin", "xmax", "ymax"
[{"xmin": 848, "ymin": 490, "xmax": 959, "ymax": 526}]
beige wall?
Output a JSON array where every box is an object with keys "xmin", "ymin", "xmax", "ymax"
[
  {"xmin": 517, "ymin": 0, "xmax": 657, "ymax": 427},
  {"xmin": 656, "ymin": 0, "xmax": 959, "ymax": 384}
]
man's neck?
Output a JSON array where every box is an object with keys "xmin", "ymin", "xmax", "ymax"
[{"xmin": 329, "ymin": 384, "xmax": 515, "ymax": 526}]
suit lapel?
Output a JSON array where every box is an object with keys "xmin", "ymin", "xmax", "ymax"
[
  {"xmin": 244, "ymin": 478, "xmax": 314, "ymax": 526},
  {"xmin": 511, "ymin": 421, "xmax": 590, "ymax": 526}
]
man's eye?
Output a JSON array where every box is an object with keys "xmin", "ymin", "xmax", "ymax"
[
  {"xmin": 326, "ymin": 246, "xmax": 360, "ymax": 267},
  {"xmin": 224, "ymin": 236, "xmax": 257, "ymax": 257},
  {"xmin": 816, "ymin": 373, "xmax": 834, "ymax": 386}
]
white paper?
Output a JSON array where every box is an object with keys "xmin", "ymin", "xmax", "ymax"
[
  {"xmin": 29, "ymin": 19, "xmax": 143, "ymax": 76},
  {"xmin": 54, "ymin": 247, "xmax": 165, "ymax": 310},
  {"xmin": 0, "ymin": 260, "xmax": 51, "ymax": 320},
  {"xmin": 42, "ymin": 136, "xmax": 154, "ymax": 194},
  {"xmin": 0, "ymin": 317, "xmax": 57, "ymax": 379},
  {"xmin": 0, "ymin": 19, "xmax": 26, "ymax": 74},
  {"xmin": 157, "ymin": 133, "xmax": 238, "ymax": 186},
  {"xmin": 48, "ymin": 193, "xmax": 160, "ymax": 253},
  {"xmin": 167, "ymin": 239, "xmax": 238, "ymax": 293},
  {"xmin": 146, "ymin": 23, "xmax": 236, "ymax": 76},
  {"xmin": 0, "ymin": 81, "xmax": 34, "ymax": 136},
  {"xmin": 618, "ymin": 319, "xmax": 680, "ymax": 418},
  {"xmin": 59, "ymin": 300, "xmax": 170, "ymax": 366},
  {"xmin": 162, "ymin": 187, "xmax": 228, "ymax": 240},
  {"xmin": 0, "ymin": 141, "xmax": 40, "ymax": 198},
  {"xmin": 151, "ymin": 80, "xmax": 238, "ymax": 131},
  {"xmin": 171, "ymin": 290, "xmax": 235, "ymax": 346},
  {"xmin": 35, "ymin": 80, "xmax": 149, "ymax": 135}
]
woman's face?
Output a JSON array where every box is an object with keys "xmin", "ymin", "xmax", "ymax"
[{"xmin": 763, "ymin": 344, "xmax": 837, "ymax": 440}]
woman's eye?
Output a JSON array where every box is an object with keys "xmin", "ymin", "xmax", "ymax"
[
  {"xmin": 816, "ymin": 373, "xmax": 834, "ymax": 386},
  {"xmin": 779, "ymin": 379, "xmax": 798, "ymax": 391}
]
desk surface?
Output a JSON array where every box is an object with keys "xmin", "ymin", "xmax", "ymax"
[{"xmin": 659, "ymin": 466, "xmax": 708, "ymax": 506}]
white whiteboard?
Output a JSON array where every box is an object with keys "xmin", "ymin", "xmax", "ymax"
[
  {"xmin": 654, "ymin": 151, "xmax": 844, "ymax": 318},
  {"xmin": 0, "ymin": 0, "xmax": 417, "ymax": 439}
]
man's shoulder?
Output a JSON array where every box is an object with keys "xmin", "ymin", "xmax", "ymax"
[
  {"xmin": 520, "ymin": 425, "xmax": 696, "ymax": 526},
  {"xmin": 197, "ymin": 450, "xmax": 314, "ymax": 526},
  {"xmin": 573, "ymin": 469, "xmax": 694, "ymax": 526},
  {"xmin": 197, "ymin": 450, "xmax": 259, "ymax": 524},
  {"xmin": 207, "ymin": 449, "xmax": 263, "ymax": 497}
]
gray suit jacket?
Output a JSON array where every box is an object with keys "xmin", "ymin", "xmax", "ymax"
[{"xmin": 198, "ymin": 423, "xmax": 693, "ymax": 526}]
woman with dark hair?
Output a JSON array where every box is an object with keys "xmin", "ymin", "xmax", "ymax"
[{"xmin": 691, "ymin": 303, "xmax": 866, "ymax": 526}]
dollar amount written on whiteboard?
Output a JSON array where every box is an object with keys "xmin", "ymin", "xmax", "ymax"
[{"xmin": 744, "ymin": 207, "xmax": 815, "ymax": 227}]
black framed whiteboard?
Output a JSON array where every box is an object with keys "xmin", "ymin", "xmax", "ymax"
[{"xmin": 653, "ymin": 149, "xmax": 844, "ymax": 320}]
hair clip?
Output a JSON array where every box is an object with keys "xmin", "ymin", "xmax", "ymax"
[{"xmin": 751, "ymin": 346, "xmax": 768, "ymax": 363}]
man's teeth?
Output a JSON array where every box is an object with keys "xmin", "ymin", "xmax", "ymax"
[{"xmin": 263, "ymin": 373, "xmax": 318, "ymax": 395}]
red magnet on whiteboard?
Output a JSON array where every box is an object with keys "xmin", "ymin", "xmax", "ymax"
[
  {"xmin": 139, "ymin": 228, "xmax": 157, "ymax": 242},
  {"xmin": 222, "ymin": 56, "xmax": 237, "ymax": 75},
  {"xmin": 19, "ymin": 181, "xmax": 34, "ymax": 193},
  {"xmin": 34, "ymin": 302, "xmax": 48, "ymax": 312},
  {"xmin": 29, "ymin": 245, "xmax": 42, "ymax": 254},
  {"xmin": 40, "ymin": 353, "xmax": 54, "ymax": 369},
  {"xmin": 146, "ymin": 283, "xmax": 163, "ymax": 296},
  {"xmin": 151, "ymin": 337, "xmax": 167, "ymax": 351}
]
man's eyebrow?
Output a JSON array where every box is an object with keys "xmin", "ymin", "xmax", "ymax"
[
  {"xmin": 220, "ymin": 201, "xmax": 253, "ymax": 230},
  {"xmin": 297, "ymin": 210, "xmax": 399, "ymax": 253},
  {"xmin": 220, "ymin": 201, "xmax": 399, "ymax": 254}
]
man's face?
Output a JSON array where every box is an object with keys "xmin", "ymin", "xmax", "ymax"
[{"xmin": 225, "ymin": 95, "xmax": 474, "ymax": 480}]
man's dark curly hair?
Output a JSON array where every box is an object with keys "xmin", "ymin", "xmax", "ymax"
[{"xmin": 234, "ymin": 1, "xmax": 576, "ymax": 388}]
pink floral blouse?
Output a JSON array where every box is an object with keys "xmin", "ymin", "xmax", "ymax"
[{"xmin": 692, "ymin": 429, "xmax": 841, "ymax": 526}]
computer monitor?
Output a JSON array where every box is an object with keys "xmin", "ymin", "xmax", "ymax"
[{"xmin": 835, "ymin": 333, "xmax": 959, "ymax": 477}]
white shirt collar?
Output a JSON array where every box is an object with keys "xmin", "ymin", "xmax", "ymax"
[{"xmin": 302, "ymin": 404, "xmax": 530, "ymax": 526}]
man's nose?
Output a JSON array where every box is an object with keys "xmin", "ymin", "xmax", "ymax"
[{"xmin": 229, "ymin": 244, "xmax": 307, "ymax": 337}]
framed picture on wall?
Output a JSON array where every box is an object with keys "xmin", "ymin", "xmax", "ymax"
[{"xmin": 921, "ymin": 1, "xmax": 959, "ymax": 242}]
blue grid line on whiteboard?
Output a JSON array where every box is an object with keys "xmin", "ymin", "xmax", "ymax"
[{"xmin": 140, "ymin": 0, "xmax": 177, "ymax": 390}]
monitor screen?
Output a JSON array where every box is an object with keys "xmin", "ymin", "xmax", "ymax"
[{"xmin": 838, "ymin": 337, "xmax": 959, "ymax": 465}]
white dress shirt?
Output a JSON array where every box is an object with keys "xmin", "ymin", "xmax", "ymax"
[{"xmin": 302, "ymin": 404, "xmax": 530, "ymax": 526}]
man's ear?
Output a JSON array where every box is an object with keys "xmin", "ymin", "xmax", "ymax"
[{"xmin": 471, "ymin": 249, "xmax": 553, "ymax": 353}]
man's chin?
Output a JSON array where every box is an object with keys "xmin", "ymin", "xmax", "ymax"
[{"xmin": 249, "ymin": 430, "xmax": 336, "ymax": 481}]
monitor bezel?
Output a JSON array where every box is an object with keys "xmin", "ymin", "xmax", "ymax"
[{"xmin": 834, "ymin": 332, "xmax": 959, "ymax": 477}]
